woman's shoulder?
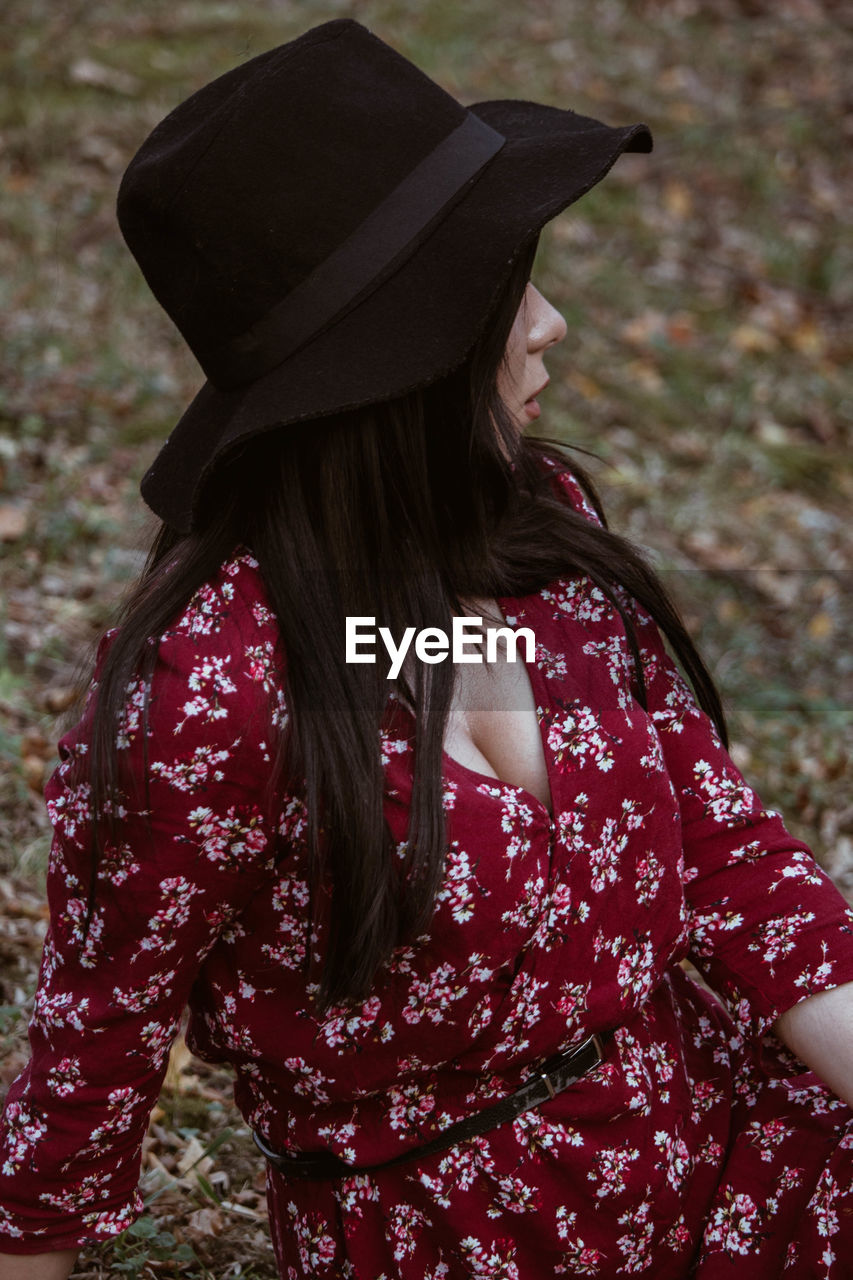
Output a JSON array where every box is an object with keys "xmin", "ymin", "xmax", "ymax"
[
  {"xmin": 76, "ymin": 549, "xmax": 286, "ymax": 770},
  {"xmin": 47, "ymin": 549, "xmax": 288, "ymax": 847},
  {"xmin": 164, "ymin": 546, "xmax": 279, "ymax": 646},
  {"xmin": 147, "ymin": 548, "xmax": 286, "ymax": 734}
]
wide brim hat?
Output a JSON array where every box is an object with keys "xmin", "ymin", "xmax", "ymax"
[{"xmin": 117, "ymin": 19, "xmax": 652, "ymax": 533}]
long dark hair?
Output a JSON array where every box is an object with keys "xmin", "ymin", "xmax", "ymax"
[{"xmin": 82, "ymin": 236, "xmax": 727, "ymax": 1010}]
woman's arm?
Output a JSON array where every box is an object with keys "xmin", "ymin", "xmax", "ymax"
[
  {"xmin": 0, "ymin": 563, "xmax": 285, "ymax": 1253},
  {"xmin": 774, "ymin": 979, "xmax": 853, "ymax": 1109},
  {"xmin": 548, "ymin": 464, "xmax": 853, "ymax": 1053},
  {"xmin": 0, "ymin": 1250, "xmax": 77, "ymax": 1279}
]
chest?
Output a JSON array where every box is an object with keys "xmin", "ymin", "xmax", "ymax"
[{"xmin": 443, "ymin": 598, "xmax": 552, "ymax": 815}]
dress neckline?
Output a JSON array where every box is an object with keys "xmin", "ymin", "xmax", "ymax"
[
  {"xmin": 389, "ymin": 590, "xmax": 555, "ymax": 823},
  {"xmin": 440, "ymin": 749, "xmax": 554, "ymax": 825}
]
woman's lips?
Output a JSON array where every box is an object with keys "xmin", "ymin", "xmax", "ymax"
[{"xmin": 524, "ymin": 378, "xmax": 549, "ymax": 418}]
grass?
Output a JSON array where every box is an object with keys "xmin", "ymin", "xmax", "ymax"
[{"xmin": 1, "ymin": 0, "xmax": 852, "ymax": 1272}]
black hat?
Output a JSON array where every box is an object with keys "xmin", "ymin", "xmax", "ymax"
[{"xmin": 117, "ymin": 18, "xmax": 652, "ymax": 532}]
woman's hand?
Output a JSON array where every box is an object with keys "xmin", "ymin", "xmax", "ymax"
[{"xmin": 773, "ymin": 979, "xmax": 853, "ymax": 1109}]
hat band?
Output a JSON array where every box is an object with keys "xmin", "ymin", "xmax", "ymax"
[{"xmin": 200, "ymin": 112, "xmax": 506, "ymax": 389}]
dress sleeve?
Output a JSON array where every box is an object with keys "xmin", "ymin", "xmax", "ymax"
[
  {"xmin": 0, "ymin": 567, "xmax": 285, "ymax": 1253},
  {"xmin": 626, "ymin": 599, "xmax": 853, "ymax": 1045},
  {"xmin": 548, "ymin": 457, "xmax": 853, "ymax": 1044}
]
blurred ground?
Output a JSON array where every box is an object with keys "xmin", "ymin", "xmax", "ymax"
[{"xmin": 1, "ymin": 0, "xmax": 851, "ymax": 1275}]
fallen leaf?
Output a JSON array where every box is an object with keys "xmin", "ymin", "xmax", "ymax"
[
  {"xmin": 670, "ymin": 100, "xmax": 699, "ymax": 123},
  {"xmin": 621, "ymin": 310, "xmax": 666, "ymax": 347},
  {"xmin": 221, "ymin": 1199, "xmax": 263, "ymax": 1220},
  {"xmin": 755, "ymin": 418, "xmax": 789, "ymax": 445},
  {"xmin": 142, "ymin": 1150, "xmax": 175, "ymax": 1181},
  {"xmin": 666, "ymin": 313, "xmax": 696, "ymax": 346},
  {"xmin": 177, "ymin": 1134, "xmax": 214, "ymax": 1186},
  {"xmin": 164, "ymin": 1034, "xmax": 194, "ymax": 1092},
  {"xmin": 731, "ymin": 324, "xmax": 779, "ymax": 354},
  {"xmin": 43, "ymin": 687, "xmax": 77, "ymax": 714},
  {"xmin": 807, "ymin": 612, "xmax": 834, "ymax": 640},
  {"xmin": 68, "ymin": 58, "xmax": 140, "ymax": 96},
  {"xmin": 186, "ymin": 1205, "xmax": 224, "ymax": 1237},
  {"xmin": 664, "ymin": 181, "xmax": 694, "ymax": 220},
  {"xmin": 788, "ymin": 319, "xmax": 825, "ymax": 358},
  {"xmin": 21, "ymin": 755, "xmax": 46, "ymax": 792},
  {"xmin": 0, "ymin": 504, "xmax": 27, "ymax": 541},
  {"xmin": 625, "ymin": 358, "xmax": 664, "ymax": 392},
  {"xmin": 565, "ymin": 370, "xmax": 602, "ymax": 400}
]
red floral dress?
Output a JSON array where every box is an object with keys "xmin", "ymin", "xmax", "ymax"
[{"xmin": 2, "ymin": 465, "xmax": 853, "ymax": 1278}]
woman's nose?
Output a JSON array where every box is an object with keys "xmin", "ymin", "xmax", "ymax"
[{"xmin": 526, "ymin": 285, "xmax": 567, "ymax": 352}]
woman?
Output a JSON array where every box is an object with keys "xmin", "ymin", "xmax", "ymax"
[{"xmin": 2, "ymin": 18, "xmax": 853, "ymax": 1279}]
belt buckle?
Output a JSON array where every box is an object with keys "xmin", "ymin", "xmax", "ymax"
[
  {"xmin": 539, "ymin": 1031, "xmax": 607, "ymax": 1099},
  {"xmin": 589, "ymin": 1031, "xmax": 606, "ymax": 1062}
]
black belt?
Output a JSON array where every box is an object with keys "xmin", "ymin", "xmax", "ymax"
[{"xmin": 253, "ymin": 1029, "xmax": 613, "ymax": 1181}]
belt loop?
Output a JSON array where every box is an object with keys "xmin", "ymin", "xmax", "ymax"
[{"xmin": 540, "ymin": 1071, "xmax": 557, "ymax": 1100}]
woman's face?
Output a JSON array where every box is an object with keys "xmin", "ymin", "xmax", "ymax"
[{"xmin": 497, "ymin": 283, "xmax": 567, "ymax": 431}]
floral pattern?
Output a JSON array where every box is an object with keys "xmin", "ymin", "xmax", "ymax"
[{"xmin": 1, "ymin": 465, "xmax": 853, "ymax": 1278}]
